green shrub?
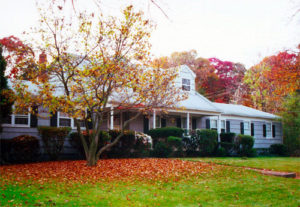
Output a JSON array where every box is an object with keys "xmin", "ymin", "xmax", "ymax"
[
  {"xmin": 108, "ymin": 129, "xmax": 136, "ymax": 158},
  {"xmin": 38, "ymin": 126, "xmax": 71, "ymax": 160},
  {"xmin": 10, "ymin": 135, "xmax": 40, "ymax": 163},
  {"xmin": 151, "ymin": 141, "xmax": 171, "ymax": 158},
  {"xmin": 235, "ymin": 134, "xmax": 256, "ymax": 157},
  {"xmin": 147, "ymin": 127, "xmax": 184, "ymax": 145},
  {"xmin": 270, "ymin": 144, "xmax": 288, "ymax": 156},
  {"xmin": 167, "ymin": 136, "xmax": 182, "ymax": 149},
  {"xmin": 197, "ymin": 129, "xmax": 218, "ymax": 156},
  {"xmin": 215, "ymin": 147, "xmax": 227, "ymax": 157},
  {"xmin": 219, "ymin": 142, "xmax": 234, "ymax": 156},
  {"xmin": 220, "ymin": 132, "xmax": 236, "ymax": 143},
  {"xmin": 0, "ymin": 139, "xmax": 12, "ymax": 164},
  {"xmin": 167, "ymin": 136, "xmax": 183, "ymax": 157},
  {"xmin": 69, "ymin": 130, "xmax": 110, "ymax": 158},
  {"xmin": 182, "ymin": 136, "xmax": 200, "ymax": 157}
]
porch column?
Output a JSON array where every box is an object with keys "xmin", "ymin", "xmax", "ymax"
[
  {"xmin": 110, "ymin": 106, "xmax": 114, "ymax": 130},
  {"xmin": 217, "ymin": 115, "xmax": 221, "ymax": 142},
  {"xmin": 186, "ymin": 112, "xmax": 190, "ymax": 134},
  {"xmin": 153, "ymin": 109, "xmax": 156, "ymax": 129}
]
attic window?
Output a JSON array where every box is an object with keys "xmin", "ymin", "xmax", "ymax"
[{"xmin": 182, "ymin": 78, "xmax": 190, "ymax": 91}]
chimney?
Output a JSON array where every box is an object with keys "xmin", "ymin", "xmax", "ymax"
[{"xmin": 39, "ymin": 52, "xmax": 47, "ymax": 64}]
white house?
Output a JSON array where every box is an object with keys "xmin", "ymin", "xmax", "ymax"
[{"xmin": 1, "ymin": 65, "xmax": 282, "ymax": 151}]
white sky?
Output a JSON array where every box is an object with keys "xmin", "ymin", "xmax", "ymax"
[{"xmin": 0, "ymin": 0, "xmax": 299, "ymax": 68}]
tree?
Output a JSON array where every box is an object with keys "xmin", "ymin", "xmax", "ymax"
[
  {"xmin": 204, "ymin": 58, "xmax": 246, "ymax": 103},
  {"xmin": 280, "ymin": 91, "xmax": 300, "ymax": 155},
  {"xmin": 243, "ymin": 45, "xmax": 300, "ymax": 113},
  {"xmin": 0, "ymin": 36, "xmax": 35, "ymax": 78},
  {"xmin": 10, "ymin": 1, "xmax": 186, "ymax": 166},
  {"xmin": 0, "ymin": 44, "xmax": 14, "ymax": 132}
]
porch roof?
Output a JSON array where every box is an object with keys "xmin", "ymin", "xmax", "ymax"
[{"xmin": 212, "ymin": 102, "xmax": 279, "ymax": 119}]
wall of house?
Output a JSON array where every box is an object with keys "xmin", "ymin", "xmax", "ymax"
[
  {"xmin": 129, "ymin": 114, "xmax": 144, "ymax": 132},
  {"xmin": 174, "ymin": 65, "xmax": 196, "ymax": 92},
  {"xmin": 202, "ymin": 116, "xmax": 283, "ymax": 149},
  {"xmin": 226, "ymin": 118, "xmax": 282, "ymax": 148}
]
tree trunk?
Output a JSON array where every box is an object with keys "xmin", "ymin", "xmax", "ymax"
[{"xmin": 87, "ymin": 149, "xmax": 98, "ymax": 166}]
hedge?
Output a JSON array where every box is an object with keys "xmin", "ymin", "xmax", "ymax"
[{"xmin": 38, "ymin": 126, "xmax": 71, "ymax": 160}]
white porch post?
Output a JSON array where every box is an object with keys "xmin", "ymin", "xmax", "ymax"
[
  {"xmin": 110, "ymin": 106, "xmax": 114, "ymax": 130},
  {"xmin": 217, "ymin": 115, "xmax": 221, "ymax": 142},
  {"xmin": 187, "ymin": 112, "xmax": 190, "ymax": 135},
  {"xmin": 153, "ymin": 109, "xmax": 156, "ymax": 129}
]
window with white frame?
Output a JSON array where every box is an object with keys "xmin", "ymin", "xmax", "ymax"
[
  {"xmin": 244, "ymin": 121, "xmax": 250, "ymax": 135},
  {"xmin": 182, "ymin": 78, "xmax": 190, "ymax": 91},
  {"xmin": 155, "ymin": 116, "xmax": 161, "ymax": 128},
  {"xmin": 266, "ymin": 122, "xmax": 272, "ymax": 138},
  {"xmin": 210, "ymin": 119, "xmax": 217, "ymax": 130},
  {"xmin": 221, "ymin": 120, "xmax": 226, "ymax": 133},
  {"xmin": 58, "ymin": 112, "xmax": 72, "ymax": 127},
  {"xmin": 2, "ymin": 106, "xmax": 30, "ymax": 127}
]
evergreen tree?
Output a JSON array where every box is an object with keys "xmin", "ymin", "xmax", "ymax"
[{"xmin": 0, "ymin": 44, "xmax": 13, "ymax": 132}]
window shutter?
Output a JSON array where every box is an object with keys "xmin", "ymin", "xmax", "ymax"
[
  {"xmin": 50, "ymin": 112, "xmax": 58, "ymax": 127},
  {"xmin": 176, "ymin": 118, "xmax": 181, "ymax": 128},
  {"xmin": 251, "ymin": 123, "xmax": 254, "ymax": 136},
  {"xmin": 226, "ymin": 121, "xmax": 230, "ymax": 133},
  {"xmin": 206, "ymin": 119, "xmax": 210, "ymax": 129},
  {"xmin": 161, "ymin": 118, "xmax": 166, "ymax": 128},
  {"xmin": 263, "ymin": 124, "xmax": 266, "ymax": 137},
  {"xmin": 30, "ymin": 106, "xmax": 38, "ymax": 128},
  {"xmin": 240, "ymin": 122, "xmax": 244, "ymax": 135},
  {"xmin": 272, "ymin": 124, "xmax": 276, "ymax": 138}
]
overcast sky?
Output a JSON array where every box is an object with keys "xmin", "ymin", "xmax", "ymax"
[{"xmin": 1, "ymin": 0, "xmax": 299, "ymax": 68}]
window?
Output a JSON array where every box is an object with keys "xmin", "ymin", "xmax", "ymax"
[
  {"xmin": 58, "ymin": 112, "xmax": 72, "ymax": 127},
  {"xmin": 155, "ymin": 116, "xmax": 161, "ymax": 128},
  {"xmin": 266, "ymin": 122, "xmax": 272, "ymax": 138},
  {"xmin": 221, "ymin": 120, "xmax": 226, "ymax": 133},
  {"xmin": 241, "ymin": 121, "xmax": 251, "ymax": 135},
  {"xmin": 2, "ymin": 107, "xmax": 30, "ymax": 127},
  {"xmin": 182, "ymin": 78, "xmax": 190, "ymax": 91},
  {"xmin": 210, "ymin": 119, "xmax": 217, "ymax": 130}
]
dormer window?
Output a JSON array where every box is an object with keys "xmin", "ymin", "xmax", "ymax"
[{"xmin": 182, "ymin": 78, "xmax": 190, "ymax": 91}]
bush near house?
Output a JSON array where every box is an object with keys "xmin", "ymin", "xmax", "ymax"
[
  {"xmin": 197, "ymin": 129, "xmax": 218, "ymax": 156},
  {"xmin": 269, "ymin": 144, "xmax": 288, "ymax": 156},
  {"xmin": 219, "ymin": 132, "xmax": 236, "ymax": 156},
  {"xmin": 147, "ymin": 127, "xmax": 184, "ymax": 146},
  {"xmin": 107, "ymin": 130, "xmax": 136, "ymax": 158},
  {"xmin": 167, "ymin": 136, "xmax": 183, "ymax": 157},
  {"xmin": 235, "ymin": 134, "xmax": 257, "ymax": 157},
  {"xmin": 69, "ymin": 130, "xmax": 110, "ymax": 158},
  {"xmin": 151, "ymin": 141, "xmax": 172, "ymax": 158},
  {"xmin": 220, "ymin": 132, "xmax": 236, "ymax": 143},
  {"xmin": 0, "ymin": 135, "xmax": 40, "ymax": 164},
  {"xmin": 38, "ymin": 126, "xmax": 71, "ymax": 160}
]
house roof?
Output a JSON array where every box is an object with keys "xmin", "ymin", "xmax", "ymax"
[
  {"xmin": 212, "ymin": 102, "xmax": 279, "ymax": 120},
  {"xmin": 178, "ymin": 91, "xmax": 221, "ymax": 113}
]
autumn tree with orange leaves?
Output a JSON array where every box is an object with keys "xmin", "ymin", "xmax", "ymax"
[
  {"xmin": 244, "ymin": 45, "xmax": 300, "ymax": 113},
  {"xmin": 7, "ymin": 0, "xmax": 186, "ymax": 166}
]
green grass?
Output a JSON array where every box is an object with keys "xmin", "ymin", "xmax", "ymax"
[
  {"xmin": 184, "ymin": 157, "xmax": 300, "ymax": 173},
  {"xmin": 1, "ymin": 162, "xmax": 299, "ymax": 206}
]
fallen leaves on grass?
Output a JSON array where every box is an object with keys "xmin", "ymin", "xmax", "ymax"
[{"xmin": 0, "ymin": 159, "xmax": 221, "ymax": 185}]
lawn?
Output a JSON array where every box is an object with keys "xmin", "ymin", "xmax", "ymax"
[
  {"xmin": 0, "ymin": 159, "xmax": 299, "ymax": 206},
  {"xmin": 184, "ymin": 157, "xmax": 300, "ymax": 173}
]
